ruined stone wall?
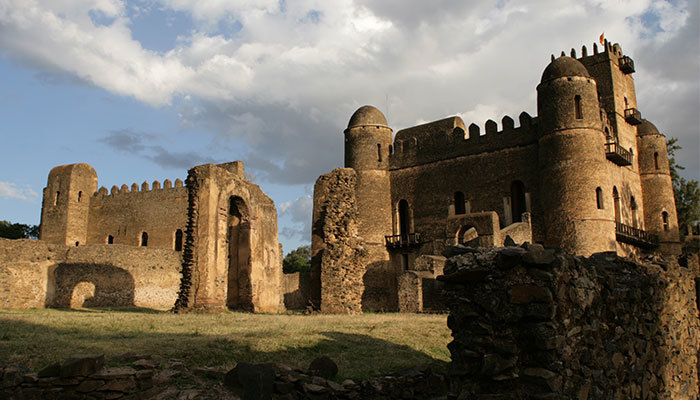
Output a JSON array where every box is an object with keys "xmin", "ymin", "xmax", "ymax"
[
  {"xmin": 311, "ymin": 169, "xmax": 366, "ymax": 314},
  {"xmin": 0, "ymin": 239, "xmax": 181, "ymax": 309},
  {"xmin": 441, "ymin": 245, "xmax": 699, "ymax": 399},
  {"xmin": 87, "ymin": 181, "xmax": 187, "ymax": 249},
  {"xmin": 282, "ymin": 271, "xmax": 313, "ymax": 310}
]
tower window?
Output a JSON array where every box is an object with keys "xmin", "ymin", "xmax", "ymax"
[
  {"xmin": 630, "ymin": 196, "xmax": 638, "ymax": 228},
  {"xmin": 662, "ymin": 212, "xmax": 669, "ymax": 231},
  {"xmin": 107, "ymin": 235, "xmax": 114, "ymax": 244},
  {"xmin": 454, "ymin": 192, "xmax": 466, "ymax": 215},
  {"xmin": 174, "ymin": 229, "xmax": 183, "ymax": 251},
  {"xmin": 613, "ymin": 187, "xmax": 620, "ymax": 223},
  {"xmin": 596, "ymin": 187, "xmax": 604, "ymax": 209},
  {"xmin": 654, "ymin": 152, "xmax": 659, "ymax": 169},
  {"xmin": 377, "ymin": 143, "xmax": 382, "ymax": 162},
  {"xmin": 510, "ymin": 181, "xmax": 526, "ymax": 222},
  {"xmin": 574, "ymin": 95, "xmax": 582, "ymax": 119},
  {"xmin": 140, "ymin": 232, "xmax": 148, "ymax": 247},
  {"xmin": 54, "ymin": 191, "xmax": 60, "ymax": 206},
  {"xmin": 77, "ymin": 191, "xmax": 82, "ymax": 202}
]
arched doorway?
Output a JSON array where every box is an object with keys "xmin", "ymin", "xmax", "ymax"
[
  {"xmin": 398, "ymin": 200, "xmax": 410, "ymax": 241},
  {"xmin": 227, "ymin": 196, "xmax": 251, "ymax": 309},
  {"xmin": 510, "ymin": 180, "xmax": 526, "ymax": 223}
]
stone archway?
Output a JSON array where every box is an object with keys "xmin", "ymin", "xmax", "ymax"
[{"xmin": 226, "ymin": 195, "xmax": 252, "ymax": 310}]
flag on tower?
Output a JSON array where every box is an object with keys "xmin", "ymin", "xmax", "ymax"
[{"xmin": 599, "ymin": 32, "xmax": 605, "ymax": 45}]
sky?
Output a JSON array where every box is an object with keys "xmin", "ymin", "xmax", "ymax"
[{"xmin": 0, "ymin": 0, "xmax": 698, "ymax": 254}]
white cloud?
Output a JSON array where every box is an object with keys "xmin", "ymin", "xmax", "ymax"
[
  {"xmin": 0, "ymin": 182, "xmax": 39, "ymax": 202},
  {"xmin": 0, "ymin": 0, "xmax": 697, "ymax": 184},
  {"xmin": 279, "ymin": 195, "xmax": 312, "ymax": 241}
]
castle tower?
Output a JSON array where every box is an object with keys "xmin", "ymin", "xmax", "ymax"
[
  {"xmin": 40, "ymin": 163, "xmax": 97, "ymax": 246},
  {"xmin": 536, "ymin": 56, "xmax": 616, "ymax": 255},
  {"xmin": 344, "ymin": 105, "xmax": 395, "ymax": 309},
  {"xmin": 637, "ymin": 119, "xmax": 681, "ymax": 254}
]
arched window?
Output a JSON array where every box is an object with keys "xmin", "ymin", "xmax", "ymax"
[
  {"xmin": 454, "ymin": 191, "xmax": 466, "ymax": 215},
  {"xmin": 54, "ymin": 191, "xmax": 60, "ymax": 206},
  {"xmin": 654, "ymin": 152, "xmax": 659, "ymax": 169},
  {"xmin": 630, "ymin": 196, "xmax": 638, "ymax": 228},
  {"xmin": 574, "ymin": 95, "xmax": 582, "ymax": 119},
  {"xmin": 78, "ymin": 191, "xmax": 82, "ymax": 202},
  {"xmin": 510, "ymin": 180, "xmax": 526, "ymax": 223},
  {"xmin": 140, "ymin": 232, "xmax": 148, "ymax": 247},
  {"xmin": 596, "ymin": 187, "xmax": 604, "ymax": 209},
  {"xmin": 613, "ymin": 187, "xmax": 620, "ymax": 223},
  {"xmin": 107, "ymin": 235, "xmax": 114, "ymax": 244},
  {"xmin": 174, "ymin": 229, "xmax": 183, "ymax": 251},
  {"xmin": 377, "ymin": 144, "xmax": 382, "ymax": 162},
  {"xmin": 398, "ymin": 200, "xmax": 410, "ymax": 239},
  {"xmin": 662, "ymin": 212, "xmax": 669, "ymax": 232}
]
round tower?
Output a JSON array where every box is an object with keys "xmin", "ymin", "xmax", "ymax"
[
  {"xmin": 40, "ymin": 163, "xmax": 97, "ymax": 246},
  {"xmin": 636, "ymin": 119, "xmax": 681, "ymax": 254},
  {"xmin": 536, "ymin": 56, "xmax": 616, "ymax": 255},
  {"xmin": 344, "ymin": 105, "xmax": 395, "ymax": 309}
]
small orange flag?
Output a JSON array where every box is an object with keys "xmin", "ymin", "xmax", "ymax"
[{"xmin": 599, "ymin": 32, "xmax": 605, "ymax": 45}]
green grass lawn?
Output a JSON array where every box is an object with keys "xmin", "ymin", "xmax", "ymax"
[{"xmin": 0, "ymin": 309, "xmax": 451, "ymax": 380}]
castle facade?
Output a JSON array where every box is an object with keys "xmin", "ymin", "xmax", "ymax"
[{"xmin": 311, "ymin": 41, "xmax": 681, "ymax": 312}]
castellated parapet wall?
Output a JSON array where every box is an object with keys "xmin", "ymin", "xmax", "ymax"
[
  {"xmin": 442, "ymin": 245, "xmax": 699, "ymax": 399},
  {"xmin": 88, "ymin": 179, "xmax": 187, "ymax": 249},
  {"xmin": 0, "ymin": 239, "xmax": 181, "ymax": 309},
  {"xmin": 390, "ymin": 113, "xmax": 537, "ymax": 170}
]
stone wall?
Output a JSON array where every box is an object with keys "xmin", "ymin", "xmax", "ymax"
[
  {"xmin": 0, "ymin": 239, "xmax": 181, "ymax": 309},
  {"xmin": 441, "ymin": 245, "xmax": 699, "ymax": 399},
  {"xmin": 283, "ymin": 271, "xmax": 313, "ymax": 310}
]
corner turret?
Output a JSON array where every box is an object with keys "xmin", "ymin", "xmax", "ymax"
[{"xmin": 344, "ymin": 105, "xmax": 393, "ymax": 171}]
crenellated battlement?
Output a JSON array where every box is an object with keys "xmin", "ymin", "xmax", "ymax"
[
  {"xmin": 389, "ymin": 111, "xmax": 538, "ymax": 169},
  {"xmin": 93, "ymin": 178, "xmax": 185, "ymax": 199}
]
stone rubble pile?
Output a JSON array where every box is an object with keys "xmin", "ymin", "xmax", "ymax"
[{"xmin": 439, "ymin": 243, "xmax": 699, "ymax": 399}]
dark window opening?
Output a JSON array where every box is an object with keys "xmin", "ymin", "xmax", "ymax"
[
  {"xmin": 140, "ymin": 232, "xmax": 148, "ymax": 247},
  {"xmin": 398, "ymin": 200, "xmax": 410, "ymax": 239},
  {"xmin": 596, "ymin": 187, "xmax": 604, "ymax": 209},
  {"xmin": 662, "ymin": 212, "xmax": 669, "ymax": 232},
  {"xmin": 574, "ymin": 95, "xmax": 582, "ymax": 119},
  {"xmin": 174, "ymin": 229, "xmax": 183, "ymax": 251},
  {"xmin": 613, "ymin": 187, "xmax": 620, "ymax": 223},
  {"xmin": 654, "ymin": 152, "xmax": 659, "ymax": 169},
  {"xmin": 107, "ymin": 235, "xmax": 114, "ymax": 244},
  {"xmin": 78, "ymin": 191, "xmax": 82, "ymax": 202},
  {"xmin": 401, "ymin": 253, "xmax": 409, "ymax": 270},
  {"xmin": 510, "ymin": 180, "xmax": 526, "ymax": 223},
  {"xmin": 377, "ymin": 143, "xmax": 382, "ymax": 162},
  {"xmin": 454, "ymin": 191, "xmax": 466, "ymax": 215},
  {"xmin": 54, "ymin": 191, "xmax": 60, "ymax": 206},
  {"xmin": 75, "ymin": 242, "xmax": 79, "ymax": 247}
]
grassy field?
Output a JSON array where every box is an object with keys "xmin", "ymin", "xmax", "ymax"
[{"xmin": 0, "ymin": 309, "xmax": 451, "ymax": 380}]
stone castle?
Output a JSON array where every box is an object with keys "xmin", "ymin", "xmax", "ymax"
[
  {"xmin": 0, "ymin": 40, "xmax": 686, "ymax": 315},
  {"xmin": 311, "ymin": 40, "xmax": 682, "ymax": 313}
]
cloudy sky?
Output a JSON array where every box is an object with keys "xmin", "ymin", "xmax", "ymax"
[{"xmin": 0, "ymin": 0, "xmax": 698, "ymax": 253}]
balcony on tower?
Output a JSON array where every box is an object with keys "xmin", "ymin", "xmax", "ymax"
[
  {"xmin": 605, "ymin": 142, "xmax": 633, "ymax": 166},
  {"xmin": 385, "ymin": 232, "xmax": 421, "ymax": 249},
  {"xmin": 615, "ymin": 222, "xmax": 658, "ymax": 249},
  {"xmin": 624, "ymin": 108, "xmax": 643, "ymax": 125},
  {"xmin": 618, "ymin": 56, "xmax": 635, "ymax": 74}
]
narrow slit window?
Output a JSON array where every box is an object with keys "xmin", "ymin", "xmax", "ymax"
[
  {"xmin": 662, "ymin": 212, "xmax": 669, "ymax": 232},
  {"xmin": 454, "ymin": 192, "xmax": 466, "ymax": 215},
  {"xmin": 140, "ymin": 232, "xmax": 148, "ymax": 247},
  {"xmin": 107, "ymin": 235, "xmax": 114, "ymax": 244},
  {"xmin": 631, "ymin": 196, "xmax": 638, "ymax": 228},
  {"xmin": 377, "ymin": 143, "xmax": 382, "ymax": 162},
  {"xmin": 54, "ymin": 191, "xmax": 60, "ymax": 206},
  {"xmin": 174, "ymin": 229, "xmax": 183, "ymax": 251},
  {"xmin": 654, "ymin": 152, "xmax": 659, "ymax": 169},
  {"xmin": 574, "ymin": 95, "xmax": 582, "ymax": 119},
  {"xmin": 596, "ymin": 187, "xmax": 604, "ymax": 209},
  {"xmin": 78, "ymin": 191, "xmax": 82, "ymax": 202}
]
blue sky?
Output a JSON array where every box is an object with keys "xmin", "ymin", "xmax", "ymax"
[{"xmin": 0, "ymin": 0, "xmax": 698, "ymax": 253}]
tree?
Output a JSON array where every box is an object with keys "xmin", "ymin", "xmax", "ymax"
[
  {"xmin": 0, "ymin": 221, "xmax": 39, "ymax": 239},
  {"xmin": 283, "ymin": 245, "xmax": 311, "ymax": 274},
  {"xmin": 667, "ymin": 138, "xmax": 700, "ymax": 234}
]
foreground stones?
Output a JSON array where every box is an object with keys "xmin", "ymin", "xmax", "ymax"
[{"xmin": 1, "ymin": 353, "xmax": 448, "ymax": 399}]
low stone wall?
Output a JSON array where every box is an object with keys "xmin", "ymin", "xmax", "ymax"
[
  {"xmin": 440, "ymin": 244, "xmax": 699, "ymax": 399},
  {"xmin": 0, "ymin": 239, "xmax": 181, "ymax": 309}
]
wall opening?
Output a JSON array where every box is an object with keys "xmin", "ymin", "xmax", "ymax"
[
  {"xmin": 174, "ymin": 229, "xmax": 183, "ymax": 251},
  {"xmin": 377, "ymin": 143, "xmax": 382, "ymax": 162},
  {"xmin": 54, "ymin": 191, "xmax": 60, "ymax": 206},
  {"xmin": 75, "ymin": 242, "xmax": 79, "ymax": 247},
  {"xmin": 227, "ymin": 196, "xmax": 251, "ymax": 309},
  {"xmin": 401, "ymin": 253, "xmax": 409, "ymax": 271},
  {"xmin": 456, "ymin": 225, "xmax": 478, "ymax": 245},
  {"xmin": 510, "ymin": 180, "xmax": 526, "ymax": 223},
  {"xmin": 596, "ymin": 187, "xmax": 604, "ymax": 209},
  {"xmin": 398, "ymin": 199, "xmax": 410, "ymax": 239},
  {"xmin": 631, "ymin": 196, "xmax": 638, "ymax": 228},
  {"xmin": 78, "ymin": 191, "xmax": 82, "ymax": 202},
  {"xmin": 662, "ymin": 211, "xmax": 669, "ymax": 232},
  {"xmin": 654, "ymin": 152, "xmax": 659, "ymax": 169},
  {"xmin": 574, "ymin": 95, "xmax": 582, "ymax": 119},
  {"xmin": 107, "ymin": 235, "xmax": 114, "ymax": 244},
  {"xmin": 613, "ymin": 186, "xmax": 620, "ymax": 223},
  {"xmin": 454, "ymin": 191, "xmax": 466, "ymax": 215},
  {"xmin": 140, "ymin": 232, "xmax": 148, "ymax": 247}
]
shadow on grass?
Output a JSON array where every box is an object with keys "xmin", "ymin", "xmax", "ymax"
[
  {"xmin": 0, "ymin": 317, "xmax": 448, "ymax": 380},
  {"xmin": 49, "ymin": 307, "xmax": 166, "ymax": 314}
]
